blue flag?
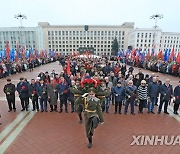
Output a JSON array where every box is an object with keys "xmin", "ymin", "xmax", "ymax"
[{"xmin": 164, "ymin": 48, "xmax": 169, "ymax": 61}]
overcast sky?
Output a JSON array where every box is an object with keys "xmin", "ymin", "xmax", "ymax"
[{"xmin": 0, "ymin": 0, "xmax": 179, "ymax": 33}]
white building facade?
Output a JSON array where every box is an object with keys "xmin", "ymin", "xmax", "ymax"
[
  {"xmin": 38, "ymin": 22, "xmax": 134, "ymax": 55},
  {"xmin": 1, "ymin": 24, "xmax": 180, "ymax": 55},
  {"xmin": 0, "ymin": 27, "xmax": 44, "ymax": 51},
  {"xmin": 128, "ymin": 28, "xmax": 180, "ymax": 54}
]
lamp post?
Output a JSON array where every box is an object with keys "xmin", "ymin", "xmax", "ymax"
[
  {"xmin": 150, "ymin": 14, "xmax": 163, "ymax": 54},
  {"xmin": 14, "ymin": 13, "xmax": 27, "ymax": 47}
]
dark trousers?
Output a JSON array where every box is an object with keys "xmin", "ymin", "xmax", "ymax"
[
  {"xmin": 111, "ymin": 94, "xmax": 115, "ymax": 105},
  {"xmin": 115, "ymin": 101, "xmax": 122, "ymax": 113},
  {"xmin": 78, "ymin": 104, "xmax": 83, "ymax": 121},
  {"xmin": 139, "ymin": 100, "xmax": 146, "ymax": 112},
  {"xmin": 174, "ymin": 103, "xmax": 179, "ymax": 113},
  {"xmin": 40, "ymin": 98, "xmax": 47, "ymax": 111},
  {"xmin": 20, "ymin": 98, "xmax": 29, "ymax": 110},
  {"xmin": 101, "ymin": 100, "xmax": 105, "ymax": 112},
  {"xmin": 125, "ymin": 98, "xmax": 135, "ymax": 113},
  {"xmin": 60, "ymin": 99, "xmax": 67, "ymax": 111},
  {"xmin": 158, "ymin": 97, "xmax": 169, "ymax": 113},
  {"xmin": 71, "ymin": 100, "xmax": 75, "ymax": 112},
  {"xmin": 7, "ymin": 98, "xmax": 16, "ymax": 110},
  {"xmin": 32, "ymin": 97, "xmax": 39, "ymax": 110},
  {"xmin": 50, "ymin": 105, "xmax": 57, "ymax": 111}
]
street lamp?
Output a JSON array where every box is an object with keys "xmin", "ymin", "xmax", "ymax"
[
  {"xmin": 14, "ymin": 13, "xmax": 27, "ymax": 47},
  {"xmin": 150, "ymin": 14, "xmax": 163, "ymax": 29},
  {"xmin": 150, "ymin": 14, "xmax": 163, "ymax": 53}
]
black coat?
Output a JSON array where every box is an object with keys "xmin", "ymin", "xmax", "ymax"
[
  {"xmin": 174, "ymin": 86, "xmax": 180, "ymax": 104},
  {"xmin": 17, "ymin": 82, "xmax": 29, "ymax": 99},
  {"xmin": 29, "ymin": 83, "xmax": 39, "ymax": 99},
  {"xmin": 160, "ymin": 84, "xmax": 173, "ymax": 100},
  {"xmin": 4, "ymin": 83, "xmax": 16, "ymax": 100}
]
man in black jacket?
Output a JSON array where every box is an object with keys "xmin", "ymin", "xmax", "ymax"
[
  {"xmin": 3, "ymin": 79, "xmax": 16, "ymax": 112},
  {"xmin": 148, "ymin": 77, "xmax": 159, "ymax": 113},
  {"xmin": 173, "ymin": 81, "xmax": 180, "ymax": 115},
  {"xmin": 17, "ymin": 77, "xmax": 29, "ymax": 111},
  {"xmin": 158, "ymin": 79, "xmax": 173, "ymax": 114},
  {"xmin": 29, "ymin": 79, "xmax": 39, "ymax": 111}
]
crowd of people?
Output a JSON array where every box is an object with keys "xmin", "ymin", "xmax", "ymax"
[
  {"xmin": 2, "ymin": 56, "xmax": 180, "ymax": 115},
  {"xmin": 0, "ymin": 56, "xmax": 58, "ymax": 78},
  {"xmin": 115, "ymin": 56, "xmax": 180, "ymax": 78},
  {"xmin": 1, "ymin": 55, "xmax": 180, "ymax": 148}
]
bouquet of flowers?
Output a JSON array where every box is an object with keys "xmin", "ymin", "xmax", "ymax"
[
  {"xmin": 5, "ymin": 88, "xmax": 11, "ymax": 94},
  {"xmin": 21, "ymin": 86, "xmax": 26, "ymax": 90}
]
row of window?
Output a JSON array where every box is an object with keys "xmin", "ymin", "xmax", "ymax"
[
  {"xmin": 163, "ymin": 44, "xmax": 180, "ymax": 48},
  {"xmin": 137, "ymin": 33, "xmax": 180, "ymax": 40},
  {"xmin": 0, "ymin": 31, "xmax": 34, "ymax": 35},
  {"xmin": 49, "ymin": 45, "xmax": 115, "ymax": 48},
  {"xmin": 48, "ymin": 40, "xmax": 124, "ymax": 44},
  {"xmin": 48, "ymin": 37, "xmax": 124, "ymax": 40},
  {"xmin": 0, "ymin": 41, "xmax": 35, "ymax": 44},
  {"xmin": 164, "ymin": 40, "xmax": 179, "ymax": 44},
  {"xmin": 164, "ymin": 36, "xmax": 179, "ymax": 40},
  {"xmin": 48, "ymin": 31, "xmax": 125, "ymax": 36},
  {"xmin": 137, "ymin": 39, "xmax": 154, "ymax": 43},
  {"xmin": 48, "ymin": 48, "xmax": 113, "ymax": 52},
  {"xmin": 136, "ymin": 43, "xmax": 180, "ymax": 48},
  {"xmin": 136, "ymin": 44, "xmax": 154, "ymax": 48}
]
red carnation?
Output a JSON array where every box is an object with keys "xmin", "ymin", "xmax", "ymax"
[
  {"xmin": 64, "ymin": 89, "xmax": 68, "ymax": 93},
  {"xmin": 22, "ymin": 86, "xmax": 26, "ymax": 90}
]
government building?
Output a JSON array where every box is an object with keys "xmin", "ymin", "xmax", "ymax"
[
  {"xmin": 128, "ymin": 28, "xmax": 180, "ymax": 54},
  {"xmin": 38, "ymin": 22, "xmax": 134, "ymax": 55},
  {"xmin": 0, "ymin": 22, "xmax": 180, "ymax": 55}
]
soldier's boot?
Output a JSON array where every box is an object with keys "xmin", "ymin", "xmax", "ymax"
[
  {"xmin": 78, "ymin": 113, "xmax": 83, "ymax": 124},
  {"xmin": 92, "ymin": 116, "xmax": 99, "ymax": 129},
  {"xmin": 87, "ymin": 136, "xmax": 92, "ymax": 148}
]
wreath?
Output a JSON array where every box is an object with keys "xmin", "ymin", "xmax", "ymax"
[{"xmin": 81, "ymin": 78, "xmax": 97, "ymax": 88}]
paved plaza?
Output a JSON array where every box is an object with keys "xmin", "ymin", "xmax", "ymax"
[{"xmin": 0, "ymin": 62, "xmax": 180, "ymax": 154}]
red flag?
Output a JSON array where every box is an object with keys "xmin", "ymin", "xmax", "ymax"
[
  {"xmin": 40, "ymin": 50, "xmax": 44, "ymax": 58},
  {"xmin": 5, "ymin": 41, "xmax": 10, "ymax": 60},
  {"xmin": 169, "ymin": 47, "xmax": 175, "ymax": 61},
  {"xmin": 15, "ymin": 42, "xmax": 19, "ymax": 62},
  {"xmin": 145, "ymin": 49, "xmax": 150, "ymax": 61},
  {"xmin": 34, "ymin": 49, "xmax": 37, "ymax": 59},
  {"xmin": 176, "ymin": 52, "xmax": 180, "ymax": 63},
  {"xmin": 21, "ymin": 46, "xmax": 26, "ymax": 60},
  {"xmin": 157, "ymin": 50, "xmax": 163, "ymax": 60},
  {"xmin": 67, "ymin": 60, "xmax": 71, "ymax": 75},
  {"xmin": 131, "ymin": 49, "xmax": 136, "ymax": 60}
]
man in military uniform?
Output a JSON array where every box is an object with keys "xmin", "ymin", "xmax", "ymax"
[
  {"xmin": 3, "ymin": 79, "xmax": 16, "ymax": 112},
  {"xmin": 75, "ymin": 87, "xmax": 104, "ymax": 148},
  {"xmin": 70, "ymin": 79, "xmax": 84, "ymax": 123}
]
